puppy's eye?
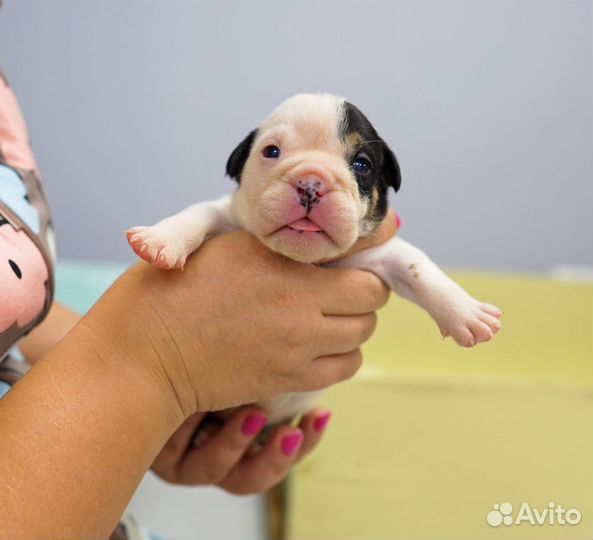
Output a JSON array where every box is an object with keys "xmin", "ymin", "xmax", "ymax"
[
  {"xmin": 352, "ymin": 157, "xmax": 371, "ymax": 174},
  {"xmin": 262, "ymin": 145, "xmax": 281, "ymax": 159}
]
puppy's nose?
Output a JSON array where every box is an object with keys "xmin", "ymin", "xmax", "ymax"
[{"xmin": 293, "ymin": 174, "xmax": 330, "ymax": 211}]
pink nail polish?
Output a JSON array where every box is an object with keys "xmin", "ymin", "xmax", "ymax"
[
  {"xmin": 313, "ymin": 412, "xmax": 332, "ymax": 433},
  {"xmin": 394, "ymin": 212, "xmax": 401, "ymax": 229},
  {"xmin": 242, "ymin": 414, "xmax": 267, "ymax": 436},
  {"xmin": 281, "ymin": 432, "xmax": 303, "ymax": 456}
]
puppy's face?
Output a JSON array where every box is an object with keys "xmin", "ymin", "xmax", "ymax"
[{"xmin": 227, "ymin": 94, "xmax": 401, "ymax": 263}]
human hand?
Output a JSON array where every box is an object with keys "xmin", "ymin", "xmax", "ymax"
[
  {"xmin": 152, "ymin": 406, "xmax": 332, "ymax": 494},
  {"xmin": 149, "ymin": 213, "xmax": 395, "ymax": 492},
  {"xmin": 81, "ymin": 226, "xmax": 390, "ymax": 420}
]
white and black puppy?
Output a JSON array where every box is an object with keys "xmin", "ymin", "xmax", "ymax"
[{"xmin": 127, "ymin": 93, "xmax": 502, "ymax": 423}]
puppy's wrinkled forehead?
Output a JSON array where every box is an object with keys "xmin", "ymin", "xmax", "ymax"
[
  {"xmin": 259, "ymin": 93, "xmax": 346, "ymax": 153},
  {"xmin": 259, "ymin": 94, "xmax": 389, "ymax": 170}
]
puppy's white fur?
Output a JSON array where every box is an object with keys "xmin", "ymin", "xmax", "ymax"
[{"xmin": 127, "ymin": 94, "xmax": 502, "ymax": 422}]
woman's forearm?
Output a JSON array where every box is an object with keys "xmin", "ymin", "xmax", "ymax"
[
  {"xmin": 0, "ymin": 318, "xmax": 184, "ymax": 538},
  {"xmin": 18, "ymin": 301, "xmax": 81, "ymax": 365}
]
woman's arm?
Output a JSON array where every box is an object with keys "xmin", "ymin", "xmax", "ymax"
[
  {"xmin": 18, "ymin": 301, "xmax": 80, "ymax": 364},
  {"xmin": 0, "ymin": 315, "xmax": 181, "ymax": 538},
  {"xmin": 0, "ymin": 230, "xmax": 389, "ymax": 538}
]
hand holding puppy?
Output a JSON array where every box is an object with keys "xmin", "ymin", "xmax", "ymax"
[
  {"xmin": 85, "ymin": 222, "xmax": 394, "ymax": 418},
  {"xmin": 149, "ymin": 213, "xmax": 396, "ymax": 491}
]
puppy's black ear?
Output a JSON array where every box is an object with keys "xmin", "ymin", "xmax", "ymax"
[
  {"xmin": 381, "ymin": 143, "xmax": 401, "ymax": 192},
  {"xmin": 226, "ymin": 129, "xmax": 258, "ymax": 183}
]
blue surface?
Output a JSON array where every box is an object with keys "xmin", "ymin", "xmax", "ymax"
[
  {"xmin": 0, "ymin": 381, "xmax": 11, "ymax": 398},
  {"xmin": 55, "ymin": 259, "xmax": 129, "ymax": 313},
  {"xmin": 0, "ymin": 164, "xmax": 41, "ymax": 234}
]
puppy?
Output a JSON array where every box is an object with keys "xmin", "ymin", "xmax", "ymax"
[{"xmin": 127, "ymin": 94, "xmax": 502, "ymax": 423}]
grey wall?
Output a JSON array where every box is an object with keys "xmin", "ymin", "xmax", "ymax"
[{"xmin": 0, "ymin": 0, "xmax": 591, "ymax": 272}]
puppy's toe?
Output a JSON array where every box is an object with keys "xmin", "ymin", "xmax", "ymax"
[
  {"xmin": 478, "ymin": 310, "xmax": 502, "ymax": 335},
  {"xmin": 127, "ymin": 226, "xmax": 147, "ymax": 238},
  {"xmin": 155, "ymin": 245, "xmax": 186, "ymax": 270},
  {"xmin": 127, "ymin": 228, "xmax": 153, "ymax": 259},
  {"xmin": 452, "ymin": 326, "xmax": 476, "ymax": 348},
  {"xmin": 480, "ymin": 302, "xmax": 503, "ymax": 319},
  {"xmin": 468, "ymin": 319, "xmax": 494, "ymax": 344}
]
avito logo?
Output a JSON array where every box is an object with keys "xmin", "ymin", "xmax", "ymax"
[{"xmin": 487, "ymin": 502, "xmax": 581, "ymax": 527}]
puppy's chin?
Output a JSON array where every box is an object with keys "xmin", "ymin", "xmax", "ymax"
[{"xmin": 257, "ymin": 229, "xmax": 354, "ymax": 264}]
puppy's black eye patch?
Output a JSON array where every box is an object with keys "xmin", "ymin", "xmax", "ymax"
[{"xmin": 8, "ymin": 259, "xmax": 22, "ymax": 279}]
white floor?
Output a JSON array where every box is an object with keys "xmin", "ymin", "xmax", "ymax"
[{"xmin": 128, "ymin": 472, "xmax": 265, "ymax": 540}]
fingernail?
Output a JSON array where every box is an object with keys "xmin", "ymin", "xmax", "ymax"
[
  {"xmin": 281, "ymin": 432, "xmax": 303, "ymax": 456},
  {"xmin": 394, "ymin": 212, "xmax": 401, "ymax": 229},
  {"xmin": 242, "ymin": 414, "xmax": 267, "ymax": 436},
  {"xmin": 313, "ymin": 412, "xmax": 332, "ymax": 433}
]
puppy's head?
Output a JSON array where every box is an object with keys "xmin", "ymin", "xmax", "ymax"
[{"xmin": 227, "ymin": 94, "xmax": 401, "ymax": 263}]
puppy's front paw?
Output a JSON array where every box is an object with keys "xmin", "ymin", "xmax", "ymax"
[
  {"xmin": 126, "ymin": 226, "xmax": 191, "ymax": 269},
  {"xmin": 432, "ymin": 293, "xmax": 503, "ymax": 348}
]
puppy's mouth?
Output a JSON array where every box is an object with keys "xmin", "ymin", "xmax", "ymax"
[
  {"xmin": 255, "ymin": 187, "xmax": 359, "ymax": 261},
  {"xmin": 286, "ymin": 217, "xmax": 323, "ymax": 233}
]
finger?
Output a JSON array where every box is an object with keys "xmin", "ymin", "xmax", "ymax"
[
  {"xmin": 296, "ymin": 349, "xmax": 363, "ymax": 392},
  {"xmin": 154, "ymin": 412, "xmax": 207, "ymax": 469},
  {"xmin": 219, "ymin": 425, "xmax": 304, "ymax": 495},
  {"xmin": 314, "ymin": 268, "xmax": 390, "ymax": 315},
  {"xmin": 315, "ymin": 313, "xmax": 377, "ymax": 356},
  {"xmin": 341, "ymin": 210, "xmax": 399, "ymax": 258},
  {"xmin": 152, "ymin": 412, "xmax": 207, "ymax": 480},
  {"xmin": 296, "ymin": 408, "xmax": 332, "ymax": 460},
  {"xmin": 174, "ymin": 407, "xmax": 268, "ymax": 485}
]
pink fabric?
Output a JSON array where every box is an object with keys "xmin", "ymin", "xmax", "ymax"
[
  {"xmin": 0, "ymin": 223, "xmax": 48, "ymax": 333},
  {"xmin": 0, "ymin": 72, "xmax": 39, "ymax": 174},
  {"xmin": 0, "ymin": 69, "xmax": 51, "ymax": 357}
]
